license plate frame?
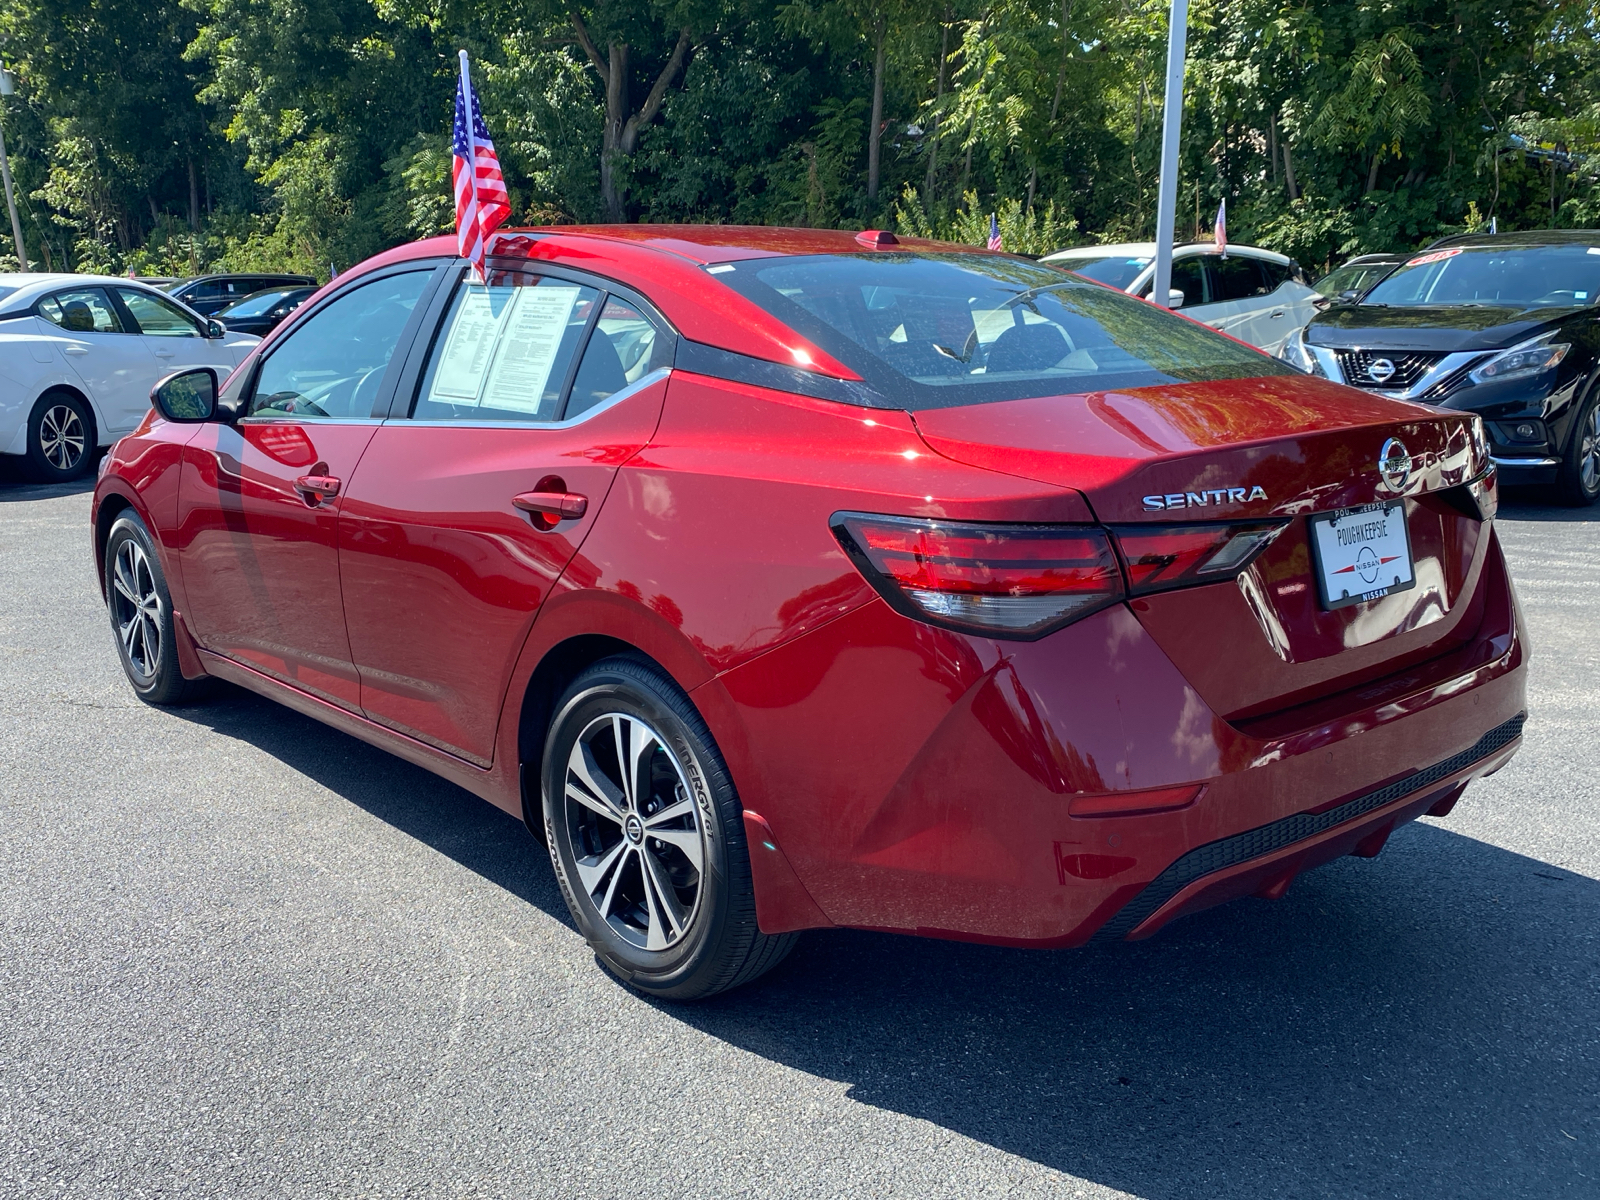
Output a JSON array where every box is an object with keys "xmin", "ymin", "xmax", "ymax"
[{"xmin": 1308, "ymin": 501, "xmax": 1416, "ymax": 611}]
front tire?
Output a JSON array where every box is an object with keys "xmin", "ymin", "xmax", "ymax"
[
  {"xmin": 1556, "ymin": 391, "xmax": 1600, "ymax": 506},
  {"xmin": 104, "ymin": 512, "xmax": 207, "ymax": 705},
  {"xmin": 25, "ymin": 391, "xmax": 94, "ymax": 481},
  {"xmin": 542, "ymin": 657, "xmax": 796, "ymax": 1000}
]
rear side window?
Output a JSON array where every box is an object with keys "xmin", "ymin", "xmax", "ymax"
[
  {"xmin": 1258, "ymin": 260, "xmax": 1294, "ymax": 291},
  {"xmin": 39, "ymin": 288, "xmax": 124, "ymax": 333},
  {"xmin": 248, "ymin": 270, "xmax": 431, "ymax": 420},
  {"xmin": 412, "ymin": 276, "xmax": 600, "ymax": 423},
  {"xmin": 566, "ymin": 297, "xmax": 668, "ymax": 418},
  {"xmin": 712, "ymin": 252, "xmax": 1288, "ymax": 409}
]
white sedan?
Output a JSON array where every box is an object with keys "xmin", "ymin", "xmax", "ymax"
[
  {"xmin": 1043, "ymin": 242, "xmax": 1321, "ymax": 356},
  {"xmin": 0, "ymin": 274, "xmax": 261, "ymax": 481}
]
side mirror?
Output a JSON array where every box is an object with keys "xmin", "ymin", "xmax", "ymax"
[
  {"xmin": 1167, "ymin": 288, "xmax": 1186, "ymax": 309},
  {"xmin": 152, "ymin": 368, "xmax": 218, "ymax": 423},
  {"xmin": 205, "ymin": 318, "xmax": 226, "ymax": 339},
  {"xmin": 1336, "ymin": 288, "xmax": 1361, "ymax": 305}
]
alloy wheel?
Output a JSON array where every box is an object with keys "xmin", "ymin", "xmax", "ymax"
[
  {"xmin": 39, "ymin": 403, "xmax": 86, "ymax": 472},
  {"xmin": 1581, "ymin": 403, "xmax": 1600, "ymax": 496},
  {"xmin": 110, "ymin": 538, "xmax": 162, "ymax": 682},
  {"xmin": 563, "ymin": 712, "xmax": 706, "ymax": 952}
]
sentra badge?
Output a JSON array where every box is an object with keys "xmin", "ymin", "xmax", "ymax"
[{"xmin": 1143, "ymin": 485, "xmax": 1268, "ymax": 511}]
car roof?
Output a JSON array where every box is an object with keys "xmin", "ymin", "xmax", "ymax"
[
  {"xmin": 1043, "ymin": 241, "xmax": 1294, "ymax": 266},
  {"xmin": 1334, "ymin": 254, "xmax": 1408, "ymax": 266},
  {"xmin": 1425, "ymin": 228, "xmax": 1600, "ymax": 251},
  {"xmin": 484, "ymin": 224, "xmax": 984, "ymax": 265}
]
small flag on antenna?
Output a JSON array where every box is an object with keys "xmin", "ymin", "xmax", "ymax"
[
  {"xmin": 1214, "ymin": 199, "xmax": 1227, "ymax": 258},
  {"xmin": 987, "ymin": 213, "xmax": 1002, "ymax": 252}
]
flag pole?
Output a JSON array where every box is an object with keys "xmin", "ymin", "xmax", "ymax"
[
  {"xmin": 458, "ymin": 49, "xmax": 481, "ymax": 279},
  {"xmin": 1150, "ymin": 0, "xmax": 1189, "ymax": 309}
]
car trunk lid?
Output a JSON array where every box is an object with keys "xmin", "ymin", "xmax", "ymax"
[{"xmin": 911, "ymin": 374, "xmax": 1492, "ymax": 721}]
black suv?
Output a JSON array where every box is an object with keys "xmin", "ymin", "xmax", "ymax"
[
  {"xmin": 165, "ymin": 273, "xmax": 317, "ymax": 317},
  {"xmin": 1282, "ymin": 230, "xmax": 1600, "ymax": 504}
]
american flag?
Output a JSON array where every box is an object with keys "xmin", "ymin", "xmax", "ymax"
[
  {"xmin": 987, "ymin": 213, "xmax": 1002, "ymax": 252},
  {"xmin": 453, "ymin": 51, "xmax": 511, "ymax": 279},
  {"xmin": 1214, "ymin": 198, "xmax": 1227, "ymax": 258}
]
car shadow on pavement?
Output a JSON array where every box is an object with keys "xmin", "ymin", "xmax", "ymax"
[
  {"xmin": 1498, "ymin": 489, "xmax": 1600, "ymax": 522},
  {"xmin": 0, "ymin": 465, "xmax": 96, "ymax": 501},
  {"xmin": 688, "ymin": 824, "xmax": 1599, "ymax": 1199},
  {"xmin": 170, "ymin": 686, "xmax": 1595, "ymax": 1199},
  {"xmin": 168, "ymin": 684, "xmax": 575, "ymax": 927}
]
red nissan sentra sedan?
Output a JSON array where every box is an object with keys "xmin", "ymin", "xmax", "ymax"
[{"xmin": 92, "ymin": 227, "xmax": 1527, "ymax": 999}]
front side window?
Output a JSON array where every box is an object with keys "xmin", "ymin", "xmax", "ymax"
[
  {"xmin": 39, "ymin": 288, "xmax": 124, "ymax": 334},
  {"xmin": 1169, "ymin": 259, "xmax": 1207, "ymax": 307},
  {"xmin": 411, "ymin": 275, "xmax": 601, "ymax": 423},
  {"xmin": 713, "ymin": 252, "xmax": 1288, "ymax": 409},
  {"xmin": 248, "ymin": 270, "xmax": 431, "ymax": 420},
  {"xmin": 1211, "ymin": 256, "xmax": 1269, "ymax": 302},
  {"xmin": 117, "ymin": 288, "xmax": 202, "ymax": 337}
]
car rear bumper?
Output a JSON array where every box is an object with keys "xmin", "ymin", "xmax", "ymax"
[{"xmin": 712, "ymin": 519, "xmax": 1528, "ymax": 945}]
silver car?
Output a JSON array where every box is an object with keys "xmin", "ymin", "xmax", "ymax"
[{"xmin": 1043, "ymin": 242, "xmax": 1321, "ymax": 356}]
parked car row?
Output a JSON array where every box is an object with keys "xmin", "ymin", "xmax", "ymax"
[
  {"xmin": 1043, "ymin": 231, "xmax": 1597, "ymax": 506},
  {"xmin": 0, "ymin": 275, "xmax": 263, "ymax": 480}
]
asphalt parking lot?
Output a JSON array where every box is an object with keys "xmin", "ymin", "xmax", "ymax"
[{"xmin": 0, "ymin": 470, "xmax": 1595, "ymax": 1200}]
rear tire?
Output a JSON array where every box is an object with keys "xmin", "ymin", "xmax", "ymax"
[
  {"xmin": 104, "ymin": 512, "xmax": 208, "ymax": 706},
  {"xmin": 542, "ymin": 656, "xmax": 797, "ymax": 1000},
  {"xmin": 25, "ymin": 391, "xmax": 95, "ymax": 482},
  {"xmin": 1555, "ymin": 391, "xmax": 1600, "ymax": 506}
]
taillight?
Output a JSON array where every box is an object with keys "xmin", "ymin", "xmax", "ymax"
[
  {"xmin": 831, "ymin": 513, "xmax": 1124, "ymax": 638},
  {"xmin": 1112, "ymin": 522, "xmax": 1285, "ymax": 596},
  {"xmin": 833, "ymin": 513, "xmax": 1286, "ymax": 639}
]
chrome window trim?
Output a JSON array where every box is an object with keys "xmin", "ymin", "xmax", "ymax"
[
  {"xmin": 235, "ymin": 417, "xmax": 388, "ymax": 427},
  {"xmin": 396, "ymin": 367, "xmax": 672, "ymax": 430}
]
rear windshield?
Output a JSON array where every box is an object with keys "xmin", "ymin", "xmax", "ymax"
[
  {"xmin": 1363, "ymin": 244, "xmax": 1600, "ymax": 309},
  {"xmin": 712, "ymin": 252, "xmax": 1286, "ymax": 408},
  {"xmin": 1053, "ymin": 254, "xmax": 1152, "ymax": 290},
  {"xmin": 219, "ymin": 288, "xmax": 297, "ymax": 317}
]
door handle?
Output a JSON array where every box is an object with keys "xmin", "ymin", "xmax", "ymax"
[
  {"xmin": 64, "ymin": 346, "xmax": 89, "ymax": 356},
  {"xmin": 1270, "ymin": 310, "xmax": 1286, "ymax": 319},
  {"xmin": 512, "ymin": 490, "xmax": 587, "ymax": 520},
  {"xmin": 294, "ymin": 474, "xmax": 342, "ymax": 502},
  {"xmin": 154, "ymin": 349, "xmax": 175, "ymax": 358}
]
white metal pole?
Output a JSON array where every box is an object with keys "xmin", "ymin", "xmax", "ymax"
[
  {"xmin": 1150, "ymin": 0, "xmax": 1189, "ymax": 309},
  {"xmin": 0, "ymin": 69, "xmax": 28, "ymax": 271}
]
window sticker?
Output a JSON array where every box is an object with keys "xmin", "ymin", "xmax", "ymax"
[
  {"xmin": 482, "ymin": 285, "xmax": 582, "ymax": 412},
  {"xmin": 430, "ymin": 288, "xmax": 505, "ymax": 401},
  {"xmin": 427, "ymin": 284, "xmax": 582, "ymax": 413},
  {"xmin": 1405, "ymin": 247, "xmax": 1463, "ymax": 267}
]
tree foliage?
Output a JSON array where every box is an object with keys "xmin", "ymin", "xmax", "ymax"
[{"xmin": 0, "ymin": 0, "xmax": 1596, "ymax": 277}]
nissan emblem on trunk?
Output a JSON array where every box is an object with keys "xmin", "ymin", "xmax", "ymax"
[
  {"xmin": 1368, "ymin": 357, "xmax": 1397, "ymax": 384},
  {"xmin": 1378, "ymin": 437, "xmax": 1412, "ymax": 492}
]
